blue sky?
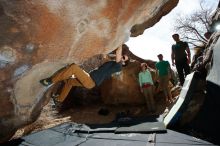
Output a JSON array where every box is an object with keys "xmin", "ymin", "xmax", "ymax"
[{"xmin": 126, "ymin": 0, "xmax": 218, "ymax": 64}]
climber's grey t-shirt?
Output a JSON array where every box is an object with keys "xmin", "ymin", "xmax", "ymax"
[
  {"xmin": 89, "ymin": 61, "xmax": 122, "ymax": 86},
  {"xmin": 172, "ymin": 41, "xmax": 189, "ymax": 62}
]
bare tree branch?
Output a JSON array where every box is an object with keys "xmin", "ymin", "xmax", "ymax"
[{"xmin": 173, "ymin": 1, "xmax": 214, "ymax": 47}]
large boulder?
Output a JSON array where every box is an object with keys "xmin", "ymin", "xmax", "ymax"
[
  {"xmin": 166, "ymin": 5, "xmax": 220, "ymax": 144},
  {"xmin": 0, "ymin": 0, "xmax": 178, "ymax": 142},
  {"xmin": 101, "ymin": 62, "xmax": 144, "ymax": 105},
  {"xmin": 100, "ymin": 61, "xmax": 157, "ymax": 105}
]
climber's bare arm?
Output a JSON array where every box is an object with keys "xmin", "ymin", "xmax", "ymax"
[{"xmin": 116, "ymin": 45, "xmax": 122, "ymax": 63}]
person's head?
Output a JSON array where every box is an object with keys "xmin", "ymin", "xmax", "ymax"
[
  {"xmin": 204, "ymin": 31, "xmax": 212, "ymax": 40},
  {"xmin": 157, "ymin": 54, "xmax": 163, "ymax": 61},
  {"xmin": 121, "ymin": 55, "xmax": 129, "ymax": 67},
  {"xmin": 140, "ymin": 63, "xmax": 147, "ymax": 71},
  {"xmin": 172, "ymin": 33, "xmax": 180, "ymax": 42}
]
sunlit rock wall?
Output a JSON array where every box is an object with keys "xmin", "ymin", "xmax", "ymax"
[{"xmin": 0, "ymin": 0, "xmax": 178, "ymax": 142}]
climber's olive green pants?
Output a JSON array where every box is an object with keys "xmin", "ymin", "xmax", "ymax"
[{"xmin": 51, "ymin": 64, "xmax": 95, "ymax": 102}]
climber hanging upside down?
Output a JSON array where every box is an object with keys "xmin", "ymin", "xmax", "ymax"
[{"xmin": 40, "ymin": 44, "xmax": 129, "ymax": 105}]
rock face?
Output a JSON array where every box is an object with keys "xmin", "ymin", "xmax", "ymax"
[
  {"xmin": 100, "ymin": 62, "xmax": 157, "ymax": 105},
  {"xmin": 101, "ymin": 62, "xmax": 145, "ymax": 105},
  {"xmin": 0, "ymin": 0, "xmax": 179, "ymax": 142}
]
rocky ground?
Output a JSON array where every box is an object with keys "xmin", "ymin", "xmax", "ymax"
[{"xmin": 12, "ymin": 92, "xmax": 178, "ymax": 140}]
